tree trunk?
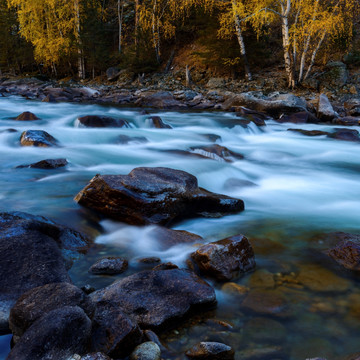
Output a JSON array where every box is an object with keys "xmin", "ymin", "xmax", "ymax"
[
  {"xmin": 186, "ymin": 65, "xmax": 193, "ymax": 87},
  {"xmin": 304, "ymin": 30, "xmax": 327, "ymax": 81},
  {"xmin": 152, "ymin": 0, "xmax": 161, "ymax": 63},
  {"xmin": 232, "ymin": 0, "xmax": 252, "ymax": 81},
  {"xmin": 281, "ymin": 0, "xmax": 296, "ymax": 88},
  {"xmin": 135, "ymin": 0, "xmax": 140, "ymax": 51},
  {"xmin": 165, "ymin": 49, "xmax": 175, "ymax": 72},
  {"xmin": 118, "ymin": 0, "xmax": 124, "ymax": 53},
  {"xmin": 74, "ymin": 0, "xmax": 85, "ymax": 79}
]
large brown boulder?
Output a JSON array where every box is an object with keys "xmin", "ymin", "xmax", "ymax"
[
  {"xmin": 222, "ymin": 92, "xmax": 307, "ymax": 117},
  {"xmin": 9, "ymin": 283, "xmax": 94, "ymax": 343},
  {"xmin": 76, "ymin": 115, "xmax": 130, "ymax": 128},
  {"xmin": 74, "ymin": 167, "xmax": 244, "ymax": 225},
  {"xmin": 20, "ymin": 130, "xmax": 59, "ymax": 147},
  {"xmin": 91, "ymin": 302, "xmax": 142, "ymax": 358},
  {"xmin": 90, "ymin": 268, "xmax": 216, "ymax": 330},
  {"xmin": 190, "ymin": 235, "xmax": 256, "ymax": 281},
  {"xmin": 7, "ymin": 306, "xmax": 92, "ymax": 360}
]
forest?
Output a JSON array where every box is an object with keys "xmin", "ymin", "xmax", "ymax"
[{"xmin": 0, "ymin": 0, "xmax": 359, "ymax": 88}]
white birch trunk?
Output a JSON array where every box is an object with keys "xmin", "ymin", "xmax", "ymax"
[
  {"xmin": 304, "ymin": 30, "xmax": 327, "ymax": 81},
  {"xmin": 281, "ymin": 0, "xmax": 295, "ymax": 88},
  {"xmin": 232, "ymin": 0, "xmax": 252, "ymax": 81},
  {"xmin": 74, "ymin": 0, "xmax": 85, "ymax": 79}
]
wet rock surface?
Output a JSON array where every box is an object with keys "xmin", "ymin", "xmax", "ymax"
[
  {"xmin": 189, "ymin": 145, "xmax": 244, "ymax": 162},
  {"xmin": 9, "ymin": 282, "xmax": 94, "ymax": 342},
  {"xmin": 325, "ymin": 234, "xmax": 360, "ymax": 271},
  {"xmin": 186, "ymin": 342, "xmax": 234, "ymax": 360},
  {"xmin": 328, "ymin": 128, "xmax": 360, "ymax": 142},
  {"xmin": 130, "ymin": 341, "xmax": 161, "ymax": 360},
  {"xmin": 7, "ymin": 306, "xmax": 92, "ymax": 360},
  {"xmin": 147, "ymin": 116, "xmax": 172, "ymax": 129},
  {"xmin": 77, "ymin": 115, "xmax": 130, "ymax": 128},
  {"xmin": 278, "ymin": 111, "xmax": 319, "ymax": 124},
  {"xmin": 15, "ymin": 111, "xmax": 39, "ymax": 121},
  {"xmin": 0, "ymin": 211, "xmax": 90, "ymax": 333},
  {"xmin": 191, "ymin": 234, "xmax": 256, "ymax": 281},
  {"xmin": 89, "ymin": 257, "xmax": 128, "ymax": 275},
  {"xmin": 20, "ymin": 129, "xmax": 59, "ymax": 147},
  {"xmin": 90, "ymin": 268, "xmax": 217, "ymax": 330},
  {"xmin": 75, "ymin": 167, "xmax": 244, "ymax": 225},
  {"xmin": 317, "ymin": 94, "xmax": 336, "ymax": 121},
  {"xmin": 17, "ymin": 158, "xmax": 68, "ymax": 169},
  {"xmin": 91, "ymin": 301, "xmax": 142, "ymax": 358},
  {"xmin": 287, "ymin": 129, "xmax": 330, "ymax": 137}
]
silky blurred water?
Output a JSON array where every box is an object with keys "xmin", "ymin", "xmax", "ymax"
[{"xmin": 1, "ymin": 96, "xmax": 360, "ymax": 359}]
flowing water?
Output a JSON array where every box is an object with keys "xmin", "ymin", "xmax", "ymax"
[{"xmin": 1, "ymin": 95, "xmax": 360, "ymax": 359}]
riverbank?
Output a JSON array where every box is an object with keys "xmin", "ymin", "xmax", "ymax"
[{"xmin": 1, "ymin": 62, "xmax": 360, "ymax": 123}]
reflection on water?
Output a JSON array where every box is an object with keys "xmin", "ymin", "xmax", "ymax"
[{"xmin": 1, "ymin": 96, "xmax": 360, "ymax": 359}]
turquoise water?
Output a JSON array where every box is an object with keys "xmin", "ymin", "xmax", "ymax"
[{"xmin": 1, "ymin": 96, "xmax": 360, "ymax": 359}]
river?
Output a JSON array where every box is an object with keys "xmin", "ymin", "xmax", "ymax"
[{"xmin": 1, "ymin": 95, "xmax": 360, "ymax": 359}]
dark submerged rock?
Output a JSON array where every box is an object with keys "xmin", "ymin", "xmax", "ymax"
[
  {"xmin": 189, "ymin": 145, "xmax": 244, "ymax": 162},
  {"xmin": 15, "ymin": 111, "xmax": 39, "ymax": 121},
  {"xmin": 241, "ymin": 289, "xmax": 290, "ymax": 318},
  {"xmin": 9, "ymin": 282, "xmax": 94, "ymax": 343},
  {"xmin": 89, "ymin": 257, "xmax": 128, "ymax": 275},
  {"xmin": 328, "ymin": 128, "xmax": 360, "ymax": 142},
  {"xmin": 190, "ymin": 234, "xmax": 256, "ymax": 281},
  {"xmin": 90, "ymin": 268, "xmax": 216, "ymax": 330},
  {"xmin": 186, "ymin": 342, "xmax": 234, "ymax": 360},
  {"xmin": 20, "ymin": 129, "xmax": 59, "ymax": 147},
  {"xmin": 77, "ymin": 115, "xmax": 129, "ymax": 128},
  {"xmin": 91, "ymin": 302, "xmax": 142, "ymax": 358},
  {"xmin": 149, "ymin": 227, "xmax": 204, "ymax": 250},
  {"xmin": 116, "ymin": 135, "xmax": 148, "ymax": 144},
  {"xmin": 278, "ymin": 111, "xmax": 319, "ymax": 124},
  {"xmin": 325, "ymin": 233, "xmax": 360, "ymax": 271},
  {"xmin": 147, "ymin": 116, "xmax": 172, "ymax": 129},
  {"xmin": 333, "ymin": 116, "xmax": 360, "ymax": 126},
  {"xmin": 74, "ymin": 167, "xmax": 244, "ymax": 225},
  {"xmin": 17, "ymin": 158, "xmax": 68, "ymax": 169},
  {"xmin": 7, "ymin": 306, "xmax": 91, "ymax": 360},
  {"xmin": 287, "ymin": 129, "xmax": 330, "ymax": 137}
]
